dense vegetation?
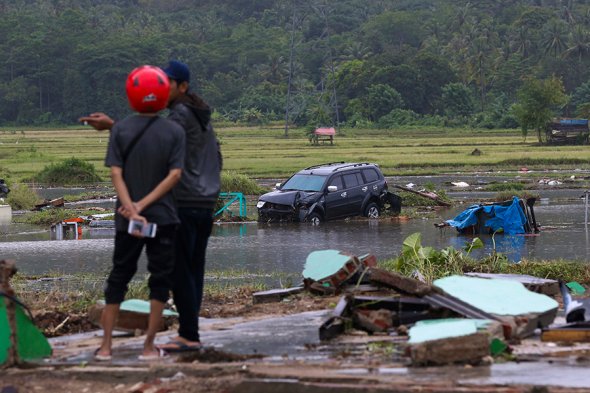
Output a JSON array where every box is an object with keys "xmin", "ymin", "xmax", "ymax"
[{"xmin": 3, "ymin": 0, "xmax": 590, "ymax": 131}]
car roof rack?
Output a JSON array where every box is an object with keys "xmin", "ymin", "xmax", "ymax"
[
  {"xmin": 331, "ymin": 162, "xmax": 372, "ymax": 172},
  {"xmin": 303, "ymin": 161, "xmax": 346, "ymax": 170}
]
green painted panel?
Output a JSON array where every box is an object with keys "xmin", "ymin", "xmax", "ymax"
[
  {"xmin": 120, "ymin": 299, "xmax": 178, "ymax": 317},
  {"xmin": 302, "ymin": 250, "xmax": 352, "ymax": 281},
  {"xmin": 434, "ymin": 275, "xmax": 558, "ymax": 316},
  {"xmin": 1, "ymin": 299, "xmax": 52, "ymax": 364},
  {"xmin": 408, "ymin": 319, "xmax": 482, "ymax": 344}
]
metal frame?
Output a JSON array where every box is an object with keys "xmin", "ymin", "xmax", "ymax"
[{"xmin": 215, "ymin": 192, "xmax": 247, "ymax": 217}]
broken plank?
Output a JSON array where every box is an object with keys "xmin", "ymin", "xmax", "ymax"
[
  {"xmin": 366, "ymin": 267, "xmax": 434, "ymax": 297},
  {"xmin": 252, "ymin": 286, "xmax": 304, "ymax": 304},
  {"xmin": 542, "ymin": 322, "xmax": 590, "ymax": 342},
  {"xmin": 319, "ymin": 296, "xmax": 350, "ymax": 341}
]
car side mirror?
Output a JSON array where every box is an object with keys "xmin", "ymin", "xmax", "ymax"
[
  {"xmin": 275, "ymin": 183, "xmax": 282, "ymax": 190},
  {"xmin": 327, "ymin": 185, "xmax": 338, "ymax": 192}
]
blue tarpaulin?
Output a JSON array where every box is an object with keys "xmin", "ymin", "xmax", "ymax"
[{"xmin": 445, "ymin": 196, "xmax": 528, "ymax": 235}]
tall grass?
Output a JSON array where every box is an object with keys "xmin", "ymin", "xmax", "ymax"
[{"xmin": 5, "ymin": 182, "xmax": 41, "ymax": 210}]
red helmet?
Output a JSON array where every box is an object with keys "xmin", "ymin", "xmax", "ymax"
[{"xmin": 125, "ymin": 65, "xmax": 170, "ymax": 113}]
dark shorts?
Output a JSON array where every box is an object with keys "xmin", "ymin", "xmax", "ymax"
[{"xmin": 104, "ymin": 224, "xmax": 177, "ymax": 304}]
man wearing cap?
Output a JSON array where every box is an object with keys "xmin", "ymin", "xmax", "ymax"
[{"xmin": 80, "ymin": 60, "xmax": 222, "ymax": 351}]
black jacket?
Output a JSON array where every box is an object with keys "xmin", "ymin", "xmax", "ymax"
[{"xmin": 168, "ymin": 93, "xmax": 222, "ymax": 209}]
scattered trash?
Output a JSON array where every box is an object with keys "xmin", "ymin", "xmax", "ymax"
[
  {"xmin": 538, "ymin": 178, "xmax": 562, "ymax": 186},
  {"xmin": 394, "ymin": 184, "xmax": 451, "ymax": 206},
  {"xmin": 566, "ymin": 281, "xmax": 586, "ymax": 295},
  {"xmin": 33, "ymin": 197, "xmax": 64, "ymax": 211},
  {"xmin": 560, "ymin": 281, "xmax": 590, "ymax": 323},
  {"xmin": 451, "ymin": 181, "xmax": 469, "ymax": 187}
]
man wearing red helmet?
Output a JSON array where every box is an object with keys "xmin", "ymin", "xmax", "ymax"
[
  {"xmin": 95, "ymin": 65, "xmax": 186, "ymax": 361},
  {"xmin": 81, "ymin": 60, "xmax": 222, "ymax": 354}
]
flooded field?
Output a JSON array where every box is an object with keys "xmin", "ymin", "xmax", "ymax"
[{"xmin": 1, "ymin": 190, "xmax": 589, "ymax": 281}]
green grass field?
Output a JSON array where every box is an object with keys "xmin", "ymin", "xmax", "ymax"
[{"xmin": 1, "ymin": 125, "xmax": 589, "ymax": 182}]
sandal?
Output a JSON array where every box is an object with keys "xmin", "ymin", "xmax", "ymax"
[
  {"xmin": 158, "ymin": 340, "xmax": 202, "ymax": 353},
  {"xmin": 138, "ymin": 347, "xmax": 169, "ymax": 361},
  {"xmin": 94, "ymin": 348, "xmax": 112, "ymax": 361}
]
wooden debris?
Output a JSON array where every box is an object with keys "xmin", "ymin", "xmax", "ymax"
[
  {"xmin": 365, "ymin": 267, "xmax": 434, "ymax": 297},
  {"xmin": 542, "ymin": 322, "xmax": 590, "ymax": 343},
  {"xmin": 252, "ymin": 287, "xmax": 304, "ymax": 304},
  {"xmin": 34, "ymin": 197, "xmax": 64, "ymax": 211}
]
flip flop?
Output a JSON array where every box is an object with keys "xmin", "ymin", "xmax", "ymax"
[
  {"xmin": 158, "ymin": 340, "xmax": 202, "ymax": 353},
  {"xmin": 138, "ymin": 347, "xmax": 169, "ymax": 361},
  {"xmin": 94, "ymin": 348, "xmax": 112, "ymax": 361}
]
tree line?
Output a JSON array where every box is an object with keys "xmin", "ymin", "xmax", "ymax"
[{"xmin": 2, "ymin": 0, "xmax": 590, "ymax": 132}]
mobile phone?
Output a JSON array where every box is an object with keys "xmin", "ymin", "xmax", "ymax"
[{"xmin": 127, "ymin": 219, "xmax": 157, "ymax": 238}]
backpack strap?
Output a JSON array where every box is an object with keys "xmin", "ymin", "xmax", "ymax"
[{"xmin": 122, "ymin": 116, "xmax": 158, "ymax": 164}]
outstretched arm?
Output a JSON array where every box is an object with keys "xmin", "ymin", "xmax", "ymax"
[{"xmin": 79, "ymin": 112, "xmax": 115, "ymax": 131}]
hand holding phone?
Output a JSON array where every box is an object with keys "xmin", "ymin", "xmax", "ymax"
[{"xmin": 128, "ymin": 219, "xmax": 157, "ymax": 238}]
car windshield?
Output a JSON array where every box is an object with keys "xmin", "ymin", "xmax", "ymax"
[{"xmin": 281, "ymin": 174, "xmax": 327, "ymax": 192}]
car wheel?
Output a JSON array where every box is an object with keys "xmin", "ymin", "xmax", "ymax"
[
  {"xmin": 307, "ymin": 212, "xmax": 322, "ymax": 225},
  {"xmin": 365, "ymin": 202, "xmax": 380, "ymax": 219}
]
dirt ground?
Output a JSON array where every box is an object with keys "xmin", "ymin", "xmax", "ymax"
[{"xmin": 30, "ymin": 288, "xmax": 338, "ymax": 337}]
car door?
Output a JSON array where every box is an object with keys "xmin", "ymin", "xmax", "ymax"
[
  {"xmin": 323, "ymin": 175, "xmax": 346, "ymax": 219},
  {"xmin": 340, "ymin": 172, "xmax": 365, "ymax": 217},
  {"xmin": 362, "ymin": 168, "xmax": 382, "ymax": 196}
]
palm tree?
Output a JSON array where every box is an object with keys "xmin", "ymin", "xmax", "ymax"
[
  {"xmin": 542, "ymin": 20, "xmax": 568, "ymax": 58},
  {"xmin": 510, "ymin": 26, "xmax": 532, "ymax": 58},
  {"xmin": 564, "ymin": 25, "xmax": 590, "ymax": 62},
  {"xmin": 340, "ymin": 42, "xmax": 372, "ymax": 61}
]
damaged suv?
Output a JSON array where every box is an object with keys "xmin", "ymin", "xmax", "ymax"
[{"xmin": 257, "ymin": 162, "xmax": 400, "ymax": 224}]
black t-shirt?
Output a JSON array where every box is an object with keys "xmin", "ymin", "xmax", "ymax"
[{"xmin": 105, "ymin": 114, "xmax": 185, "ymax": 231}]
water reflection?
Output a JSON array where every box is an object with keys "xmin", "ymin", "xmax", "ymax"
[{"xmin": 0, "ymin": 201, "xmax": 589, "ymax": 277}]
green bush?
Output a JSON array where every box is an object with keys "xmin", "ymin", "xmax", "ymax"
[
  {"xmin": 5, "ymin": 182, "xmax": 40, "ymax": 210},
  {"xmin": 34, "ymin": 157, "xmax": 101, "ymax": 186},
  {"xmin": 221, "ymin": 171, "xmax": 264, "ymax": 195}
]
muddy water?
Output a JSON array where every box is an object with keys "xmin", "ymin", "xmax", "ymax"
[{"xmin": 1, "ymin": 196, "xmax": 589, "ymax": 278}]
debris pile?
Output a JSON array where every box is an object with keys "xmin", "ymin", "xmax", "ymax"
[{"xmin": 254, "ymin": 249, "xmax": 590, "ymax": 367}]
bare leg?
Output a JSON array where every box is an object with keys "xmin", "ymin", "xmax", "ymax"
[
  {"xmin": 142, "ymin": 299, "xmax": 165, "ymax": 357},
  {"xmin": 97, "ymin": 303, "xmax": 120, "ymax": 357}
]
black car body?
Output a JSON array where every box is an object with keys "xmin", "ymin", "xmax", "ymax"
[{"xmin": 257, "ymin": 162, "xmax": 399, "ymax": 224}]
